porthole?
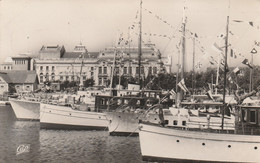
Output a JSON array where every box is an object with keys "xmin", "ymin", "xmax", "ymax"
[
  {"xmin": 49, "ymin": 110, "xmax": 51, "ymax": 113},
  {"xmin": 154, "ymin": 118, "xmax": 157, "ymax": 120},
  {"xmin": 69, "ymin": 113, "xmax": 71, "ymax": 116},
  {"xmin": 255, "ymin": 147, "xmax": 257, "ymax": 150},
  {"xmin": 176, "ymin": 140, "xmax": 180, "ymax": 143},
  {"xmin": 118, "ymin": 116, "xmax": 121, "ymax": 118},
  {"xmin": 228, "ymin": 145, "xmax": 231, "ymax": 148},
  {"xmin": 202, "ymin": 143, "xmax": 205, "ymax": 146}
]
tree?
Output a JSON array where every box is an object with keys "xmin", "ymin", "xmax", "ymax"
[{"xmin": 83, "ymin": 78, "xmax": 95, "ymax": 88}]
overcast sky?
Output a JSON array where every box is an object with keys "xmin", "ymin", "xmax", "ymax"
[{"xmin": 0, "ymin": 0, "xmax": 259, "ymax": 71}]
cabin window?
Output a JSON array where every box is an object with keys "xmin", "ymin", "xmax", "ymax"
[
  {"xmin": 182, "ymin": 121, "xmax": 186, "ymax": 126},
  {"xmin": 173, "ymin": 120, "xmax": 178, "ymax": 125},
  {"xmin": 249, "ymin": 110, "xmax": 257, "ymax": 124},
  {"xmin": 40, "ymin": 66, "xmax": 43, "ymax": 70},
  {"xmin": 164, "ymin": 120, "xmax": 169, "ymax": 125}
]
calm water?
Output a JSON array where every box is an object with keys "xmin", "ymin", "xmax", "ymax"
[{"xmin": 0, "ymin": 105, "xmax": 148, "ymax": 163}]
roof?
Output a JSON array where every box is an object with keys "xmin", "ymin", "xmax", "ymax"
[
  {"xmin": 0, "ymin": 72, "xmax": 12, "ymax": 83},
  {"xmin": 62, "ymin": 52, "xmax": 99, "ymax": 59},
  {"xmin": 0, "ymin": 71, "xmax": 37, "ymax": 84}
]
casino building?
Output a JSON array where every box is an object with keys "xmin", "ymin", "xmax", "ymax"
[{"xmin": 24, "ymin": 42, "xmax": 172, "ymax": 87}]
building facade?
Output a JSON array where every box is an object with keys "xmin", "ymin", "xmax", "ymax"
[
  {"xmin": 0, "ymin": 71, "xmax": 38, "ymax": 95},
  {"xmin": 33, "ymin": 43, "xmax": 172, "ymax": 86}
]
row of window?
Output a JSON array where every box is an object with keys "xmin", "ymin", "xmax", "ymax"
[
  {"xmin": 39, "ymin": 75, "xmax": 90, "ymax": 83},
  {"xmin": 2, "ymin": 66, "xmax": 11, "ymax": 70},
  {"xmin": 40, "ymin": 66, "xmax": 55, "ymax": 71},
  {"xmin": 98, "ymin": 66, "xmax": 158, "ymax": 75},
  {"xmin": 14, "ymin": 60, "xmax": 26, "ymax": 65}
]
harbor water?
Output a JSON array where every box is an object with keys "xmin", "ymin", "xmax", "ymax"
[{"xmin": 0, "ymin": 105, "xmax": 146, "ymax": 163}]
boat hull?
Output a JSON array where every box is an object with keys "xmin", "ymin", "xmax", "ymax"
[
  {"xmin": 40, "ymin": 103, "xmax": 109, "ymax": 130},
  {"xmin": 9, "ymin": 98, "xmax": 40, "ymax": 121},
  {"xmin": 106, "ymin": 112, "xmax": 142, "ymax": 136},
  {"xmin": 139, "ymin": 123, "xmax": 260, "ymax": 162}
]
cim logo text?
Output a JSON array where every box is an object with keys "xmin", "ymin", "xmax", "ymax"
[{"xmin": 16, "ymin": 144, "xmax": 30, "ymax": 155}]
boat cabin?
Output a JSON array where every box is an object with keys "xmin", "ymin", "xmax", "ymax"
[{"xmin": 236, "ymin": 105, "xmax": 260, "ymax": 135}]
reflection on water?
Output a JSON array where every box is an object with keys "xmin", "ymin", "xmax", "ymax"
[{"xmin": 0, "ymin": 106, "xmax": 146, "ymax": 163}]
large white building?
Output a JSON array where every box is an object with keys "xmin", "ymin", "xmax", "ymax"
[{"xmin": 32, "ymin": 42, "xmax": 172, "ymax": 86}]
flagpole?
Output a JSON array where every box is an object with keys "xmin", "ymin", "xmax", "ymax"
[
  {"xmin": 192, "ymin": 37, "xmax": 195, "ymax": 95},
  {"xmin": 222, "ymin": 16, "xmax": 229, "ymax": 130},
  {"xmin": 175, "ymin": 49, "xmax": 180, "ymax": 107}
]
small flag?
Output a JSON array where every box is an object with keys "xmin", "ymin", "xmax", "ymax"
[
  {"xmin": 251, "ymin": 48, "xmax": 257, "ymax": 54},
  {"xmin": 233, "ymin": 20, "xmax": 243, "ymax": 23},
  {"xmin": 206, "ymin": 90, "xmax": 214, "ymax": 101},
  {"xmin": 230, "ymin": 49, "xmax": 234, "ymax": 57},
  {"xmin": 212, "ymin": 42, "xmax": 223, "ymax": 53},
  {"xmin": 228, "ymin": 76, "xmax": 233, "ymax": 83},
  {"xmin": 233, "ymin": 67, "xmax": 240, "ymax": 75},
  {"xmin": 242, "ymin": 58, "xmax": 253, "ymax": 69},
  {"xmin": 177, "ymin": 79, "xmax": 189, "ymax": 93},
  {"xmin": 170, "ymin": 89, "xmax": 176, "ymax": 96}
]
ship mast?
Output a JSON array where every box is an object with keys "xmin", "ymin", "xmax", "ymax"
[
  {"xmin": 221, "ymin": 16, "xmax": 229, "ymax": 130},
  {"xmin": 138, "ymin": 0, "xmax": 143, "ymax": 86}
]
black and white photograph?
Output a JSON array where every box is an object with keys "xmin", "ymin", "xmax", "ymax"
[{"xmin": 0, "ymin": 0, "xmax": 260, "ymax": 162}]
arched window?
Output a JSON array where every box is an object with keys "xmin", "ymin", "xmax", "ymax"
[
  {"xmin": 51, "ymin": 73, "xmax": 55, "ymax": 81},
  {"xmin": 40, "ymin": 73, "xmax": 44, "ymax": 83},
  {"xmin": 45, "ymin": 73, "xmax": 49, "ymax": 81}
]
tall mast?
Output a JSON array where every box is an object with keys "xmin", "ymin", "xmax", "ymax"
[
  {"xmin": 181, "ymin": 5, "xmax": 186, "ymax": 80},
  {"xmin": 222, "ymin": 16, "xmax": 229, "ymax": 130},
  {"xmin": 192, "ymin": 37, "xmax": 195, "ymax": 95},
  {"xmin": 138, "ymin": 0, "xmax": 143, "ymax": 85}
]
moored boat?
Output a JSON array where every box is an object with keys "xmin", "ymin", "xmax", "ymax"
[
  {"xmin": 40, "ymin": 103, "xmax": 109, "ymax": 130},
  {"xmin": 139, "ymin": 104, "xmax": 260, "ymax": 162},
  {"xmin": 9, "ymin": 98, "xmax": 40, "ymax": 121}
]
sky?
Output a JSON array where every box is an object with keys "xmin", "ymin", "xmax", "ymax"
[{"xmin": 0, "ymin": 0, "xmax": 259, "ymax": 72}]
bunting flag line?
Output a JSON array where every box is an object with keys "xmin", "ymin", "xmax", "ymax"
[
  {"xmin": 233, "ymin": 20, "xmax": 260, "ymax": 30},
  {"xmin": 144, "ymin": 8, "xmax": 175, "ymax": 29},
  {"xmin": 177, "ymin": 79, "xmax": 189, "ymax": 93},
  {"xmin": 242, "ymin": 58, "xmax": 253, "ymax": 69}
]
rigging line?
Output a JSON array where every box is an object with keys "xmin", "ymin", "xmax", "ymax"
[
  {"xmin": 229, "ymin": 18, "xmax": 259, "ymax": 57},
  {"xmin": 161, "ymin": 19, "xmax": 183, "ymax": 55}
]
